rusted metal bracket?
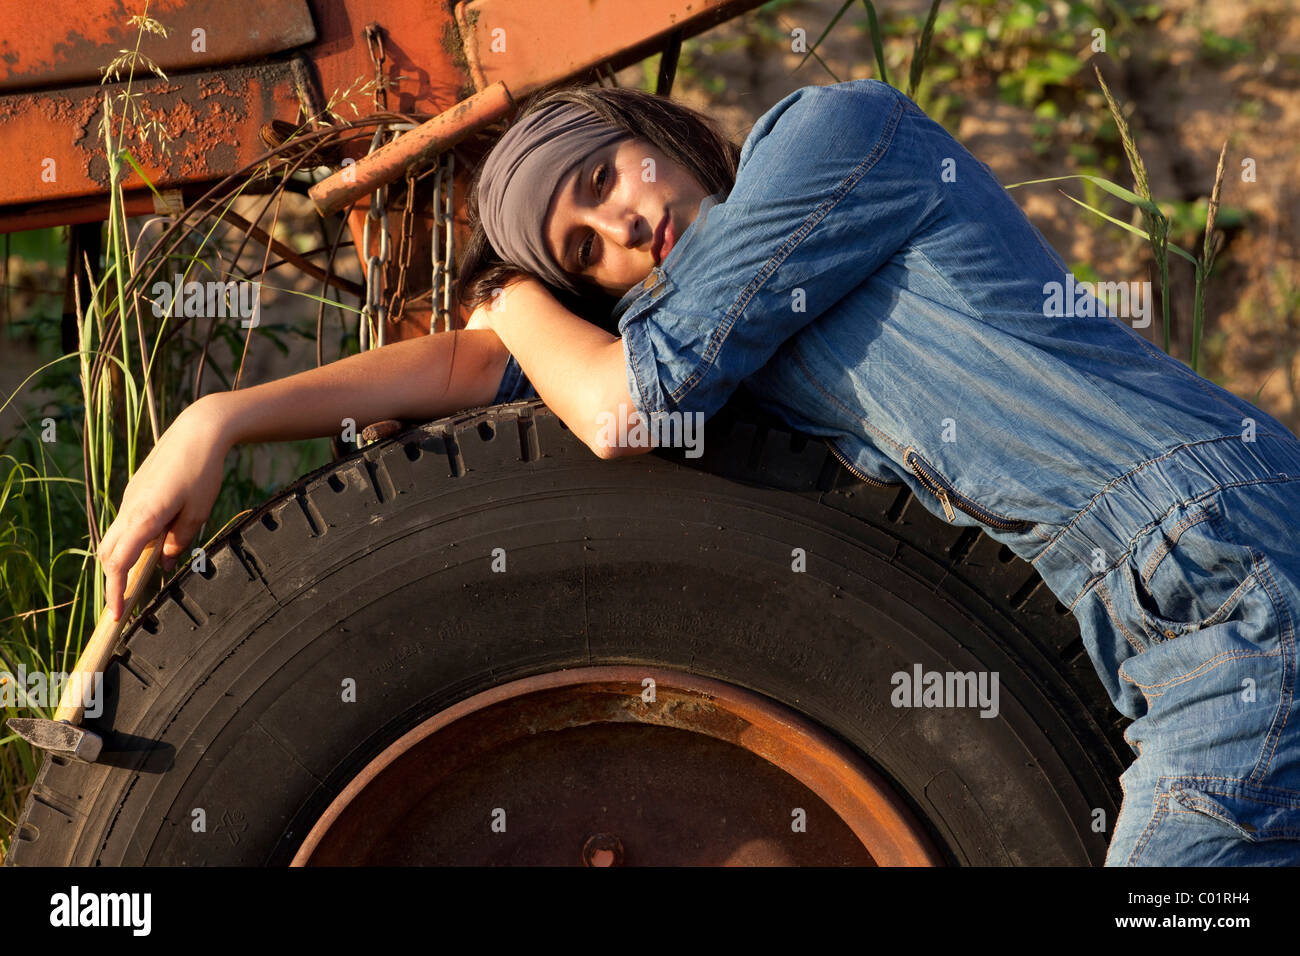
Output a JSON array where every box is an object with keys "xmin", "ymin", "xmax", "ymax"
[
  {"xmin": 656, "ymin": 30, "xmax": 684, "ymax": 96},
  {"xmin": 152, "ymin": 189, "xmax": 186, "ymax": 218},
  {"xmin": 308, "ymin": 82, "xmax": 515, "ymax": 217},
  {"xmin": 290, "ymin": 53, "xmax": 328, "ymax": 130}
]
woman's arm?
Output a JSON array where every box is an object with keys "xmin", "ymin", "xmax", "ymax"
[
  {"xmin": 478, "ymin": 277, "xmax": 647, "ymax": 459},
  {"xmin": 98, "ymin": 328, "xmax": 511, "ymax": 620},
  {"xmin": 209, "ymin": 327, "xmax": 509, "ymax": 446}
]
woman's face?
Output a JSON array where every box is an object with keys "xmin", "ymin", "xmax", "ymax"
[{"xmin": 543, "ymin": 137, "xmax": 710, "ymax": 298}]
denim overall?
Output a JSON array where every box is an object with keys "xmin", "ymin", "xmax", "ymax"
[{"xmin": 492, "ymin": 79, "xmax": 1300, "ymax": 865}]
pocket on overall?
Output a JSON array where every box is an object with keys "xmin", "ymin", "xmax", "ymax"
[
  {"xmin": 1127, "ymin": 775, "xmax": 1300, "ymax": 863},
  {"xmin": 1169, "ymin": 778, "xmax": 1300, "ymax": 842},
  {"xmin": 1112, "ymin": 491, "xmax": 1284, "ymax": 701},
  {"xmin": 1121, "ymin": 496, "xmax": 1263, "ymax": 646}
]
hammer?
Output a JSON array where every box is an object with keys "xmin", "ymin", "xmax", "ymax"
[{"xmin": 7, "ymin": 534, "xmax": 164, "ymax": 762}]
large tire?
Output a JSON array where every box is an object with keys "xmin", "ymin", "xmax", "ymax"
[{"xmin": 6, "ymin": 395, "xmax": 1130, "ymax": 866}]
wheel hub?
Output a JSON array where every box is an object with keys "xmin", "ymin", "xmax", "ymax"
[{"xmin": 291, "ymin": 666, "xmax": 941, "ymax": 866}]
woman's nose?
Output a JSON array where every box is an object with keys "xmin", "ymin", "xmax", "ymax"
[{"xmin": 589, "ymin": 207, "xmax": 642, "ymax": 250}]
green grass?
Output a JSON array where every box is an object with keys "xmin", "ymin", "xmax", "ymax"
[{"xmin": 0, "ymin": 1, "xmax": 351, "ymax": 857}]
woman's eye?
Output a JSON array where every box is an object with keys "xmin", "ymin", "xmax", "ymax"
[{"xmin": 576, "ymin": 163, "xmax": 609, "ymax": 269}]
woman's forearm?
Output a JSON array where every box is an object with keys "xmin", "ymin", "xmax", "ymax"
[
  {"xmin": 483, "ymin": 279, "xmax": 642, "ymax": 458},
  {"xmin": 206, "ymin": 328, "xmax": 510, "ymax": 448}
]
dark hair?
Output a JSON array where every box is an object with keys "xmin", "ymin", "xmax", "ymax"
[{"xmin": 454, "ymin": 84, "xmax": 740, "ymax": 332}]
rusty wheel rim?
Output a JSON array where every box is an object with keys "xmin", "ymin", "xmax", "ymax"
[{"xmin": 291, "ymin": 666, "xmax": 943, "ymax": 866}]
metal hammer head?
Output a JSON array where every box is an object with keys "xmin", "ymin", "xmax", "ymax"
[{"xmin": 7, "ymin": 718, "xmax": 103, "ymax": 762}]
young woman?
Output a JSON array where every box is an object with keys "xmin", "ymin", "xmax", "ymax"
[{"xmin": 98, "ymin": 79, "xmax": 1300, "ymax": 866}]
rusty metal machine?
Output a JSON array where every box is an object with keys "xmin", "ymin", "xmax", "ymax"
[{"xmin": 0, "ymin": 0, "xmax": 769, "ymax": 344}]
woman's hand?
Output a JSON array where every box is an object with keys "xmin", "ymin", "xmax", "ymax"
[{"xmin": 96, "ymin": 396, "xmax": 233, "ymax": 622}]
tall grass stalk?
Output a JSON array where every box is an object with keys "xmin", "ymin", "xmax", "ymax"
[
  {"xmin": 1, "ymin": 0, "xmax": 378, "ymax": 853},
  {"xmin": 862, "ymin": 1, "xmax": 890, "ymax": 87},
  {"xmin": 1009, "ymin": 70, "xmax": 1230, "ymax": 377},
  {"xmin": 0, "ymin": 2, "xmax": 272, "ymax": 855},
  {"xmin": 793, "ymin": 0, "xmax": 943, "ymax": 94},
  {"xmin": 906, "ymin": 0, "xmax": 943, "ymax": 100},
  {"xmin": 793, "ymin": 0, "xmax": 855, "ymax": 81},
  {"xmin": 1093, "ymin": 65, "xmax": 1172, "ymax": 353},
  {"xmin": 0, "ymin": 4, "xmax": 170, "ymax": 854},
  {"xmin": 1192, "ymin": 142, "xmax": 1228, "ymax": 374}
]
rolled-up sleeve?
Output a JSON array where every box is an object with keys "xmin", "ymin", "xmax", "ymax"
[
  {"xmin": 618, "ymin": 79, "xmax": 936, "ymax": 422},
  {"xmin": 490, "ymin": 353, "xmax": 539, "ymax": 404}
]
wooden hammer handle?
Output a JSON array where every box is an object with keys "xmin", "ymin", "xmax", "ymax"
[{"xmin": 53, "ymin": 534, "xmax": 165, "ymax": 724}]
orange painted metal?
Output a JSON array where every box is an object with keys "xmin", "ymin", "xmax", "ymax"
[
  {"xmin": 0, "ymin": 0, "xmax": 317, "ymax": 92},
  {"xmin": 0, "ymin": 0, "xmax": 772, "ymax": 232},
  {"xmin": 0, "ymin": 190, "xmax": 160, "ymax": 234},
  {"xmin": 311, "ymin": 0, "xmax": 772, "ymax": 218},
  {"xmin": 0, "ymin": 65, "xmax": 295, "ymax": 220},
  {"xmin": 0, "ymin": 0, "xmax": 471, "ymax": 231},
  {"xmin": 455, "ymin": 0, "xmax": 766, "ymax": 98},
  {"xmin": 308, "ymin": 82, "xmax": 515, "ymax": 217}
]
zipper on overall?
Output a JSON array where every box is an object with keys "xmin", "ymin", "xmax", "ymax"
[
  {"xmin": 902, "ymin": 445, "xmax": 1031, "ymax": 531},
  {"xmin": 827, "ymin": 440, "xmax": 903, "ymax": 489}
]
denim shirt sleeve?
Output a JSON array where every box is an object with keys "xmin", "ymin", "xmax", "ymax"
[
  {"xmin": 490, "ymin": 353, "xmax": 539, "ymax": 404},
  {"xmin": 617, "ymin": 79, "xmax": 933, "ymax": 422}
]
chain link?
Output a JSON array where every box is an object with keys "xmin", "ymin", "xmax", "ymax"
[
  {"xmin": 443, "ymin": 151, "xmax": 455, "ymax": 330},
  {"xmin": 359, "ymin": 22, "xmax": 456, "ymax": 340},
  {"xmin": 430, "ymin": 158, "xmax": 442, "ymax": 333},
  {"xmin": 359, "ymin": 123, "xmax": 390, "ymax": 350},
  {"xmin": 388, "ymin": 167, "xmax": 417, "ymax": 324},
  {"xmin": 429, "ymin": 150, "xmax": 456, "ymax": 333},
  {"xmin": 358, "ymin": 24, "xmax": 395, "ymax": 350}
]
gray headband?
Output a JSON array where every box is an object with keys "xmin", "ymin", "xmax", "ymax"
[{"xmin": 478, "ymin": 101, "xmax": 630, "ymax": 295}]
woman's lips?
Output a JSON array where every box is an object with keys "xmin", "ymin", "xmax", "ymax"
[{"xmin": 654, "ymin": 212, "xmax": 675, "ymax": 265}]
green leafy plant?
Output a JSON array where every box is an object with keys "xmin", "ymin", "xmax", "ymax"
[
  {"xmin": 1199, "ymin": 27, "xmax": 1254, "ymax": 65},
  {"xmin": 793, "ymin": 0, "xmax": 944, "ymax": 94},
  {"xmin": 0, "ymin": 0, "xmax": 362, "ymax": 855},
  {"xmin": 1007, "ymin": 66, "xmax": 1235, "ymax": 375}
]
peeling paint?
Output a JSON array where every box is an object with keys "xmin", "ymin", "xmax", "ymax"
[
  {"xmin": 2, "ymin": 0, "xmax": 739, "ymax": 229},
  {"xmin": 0, "ymin": 1, "xmax": 316, "ymax": 92}
]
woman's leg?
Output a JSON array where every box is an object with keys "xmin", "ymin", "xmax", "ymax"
[{"xmin": 1090, "ymin": 478, "xmax": 1300, "ymax": 865}]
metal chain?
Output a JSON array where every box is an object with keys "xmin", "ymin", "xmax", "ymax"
[
  {"xmin": 358, "ymin": 25, "xmax": 390, "ymax": 351},
  {"xmin": 358, "ymin": 123, "xmax": 390, "ymax": 351},
  {"xmin": 358, "ymin": 24, "xmax": 410, "ymax": 349},
  {"xmin": 430, "ymin": 157, "xmax": 443, "ymax": 333},
  {"xmin": 443, "ymin": 151, "xmax": 455, "ymax": 330},
  {"xmin": 388, "ymin": 167, "xmax": 418, "ymax": 325},
  {"xmin": 361, "ymin": 22, "xmax": 455, "ymax": 338},
  {"xmin": 429, "ymin": 150, "xmax": 456, "ymax": 333}
]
